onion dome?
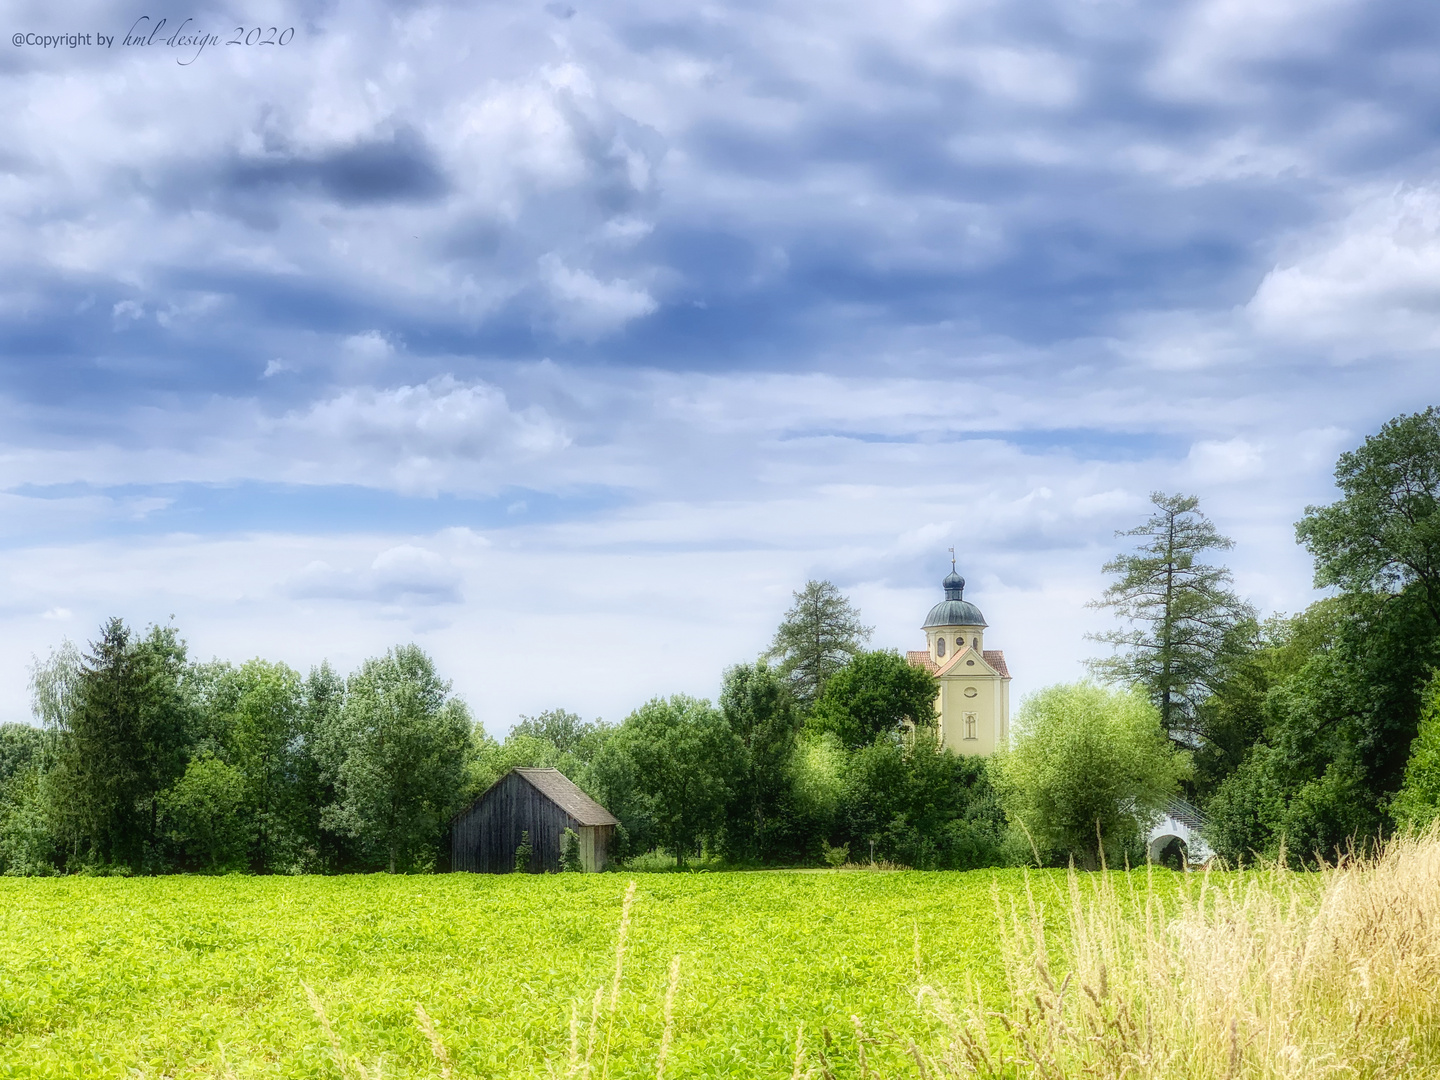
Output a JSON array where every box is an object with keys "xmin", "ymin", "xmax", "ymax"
[{"xmin": 923, "ymin": 570, "xmax": 987, "ymax": 628}]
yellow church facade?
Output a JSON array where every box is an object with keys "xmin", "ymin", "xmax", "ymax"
[{"xmin": 906, "ymin": 569, "xmax": 1011, "ymax": 755}]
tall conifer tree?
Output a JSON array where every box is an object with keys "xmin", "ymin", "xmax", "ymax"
[
  {"xmin": 1089, "ymin": 492, "xmax": 1253, "ymax": 747},
  {"xmin": 766, "ymin": 580, "xmax": 871, "ymax": 707}
]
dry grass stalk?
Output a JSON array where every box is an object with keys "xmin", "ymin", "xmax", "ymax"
[
  {"xmin": 581, "ymin": 984, "xmax": 604, "ymax": 1076},
  {"xmin": 567, "ymin": 997, "xmax": 582, "ymax": 1076},
  {"xmin": 912, "ymin": 828, "xmax": 1440, "ymax": 1079},
  {"xmin": 851, "ymin": 1015, "xmax": 870, "ymax": 1080},
  {"xmin": 790, "ymin": 1023, "xmax": 806, "ymax": 1080},
  {"xmin": 655, "ymin": 955, "xmax": 682, "ymax": 1080},
  {"xmin": 599, "ymin": 880, "xmax": 637, "ymax": 1080},
  {"xmin": 913, "ymin": 920, "xmax": 923, "ymax": 985},
  {"xmin": 413, "ymin": 1004, "xmax": 452, "ymax": 1080},
  {"xmin": 303, "ymin": 982, "xmax": 358, "ymax": 1080}
]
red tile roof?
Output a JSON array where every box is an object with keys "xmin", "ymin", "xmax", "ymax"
[
  {"xmin": 983, "ymin": 650, "xmax": 1009, "ymax": 677},
  {"xmin": 909, "ymin": 648, "xmax": 1009, "ymax": 678}
]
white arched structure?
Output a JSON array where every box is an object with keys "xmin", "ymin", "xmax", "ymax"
[{"xmin": 1147, "ymin": 798, "xmax": 1213, "ymax": 867}]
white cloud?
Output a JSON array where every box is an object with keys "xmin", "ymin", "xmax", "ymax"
[
  {"xmin": 111, "ymin": 299, "xmax": 144, "ymax": 325},
  {"xmin": 1247, "ymin": 186, "xmax": 1440, "ymax": 355},
  {"xmin": 1186, "ymin": 437, "xmax": 1266, "ymax": 484},
  {"xmin": 541, "ymin": 255, "xmax": 659, "ymax": 340},
  {"xmin": 274, "ymin": 376, "xmax": 570, "ymax": 494},
  {"xmin": 286, "ymin": 545, "xmax": 463, "ymax": 606}
]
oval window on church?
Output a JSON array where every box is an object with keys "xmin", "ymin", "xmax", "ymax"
[
  {"xmin": 964, "ymin": 687, "xmax": 978, "ymax": 698},
  {"xmin": 936, "ymin": 637, "xmax": 946, "ymax": 657},
  {"xmin": 966, "ymin": 659, "xmax": 975, "ymax": 666},
  {"xmin": 954, "ymin": 638, "xmax": 964, "ymax": 652}
]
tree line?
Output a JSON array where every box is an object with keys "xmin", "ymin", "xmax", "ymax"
[
  {"xmin": 1021, "ymin": 407, "xmax": 1440, "ymax": 867},
  {"xmin": 0, "ymin": 590, "xmax": 1006, "ymax": 874},
  {"xmin": 2, "ymin": 407, "xmax": 1438, "ymax": 873}
]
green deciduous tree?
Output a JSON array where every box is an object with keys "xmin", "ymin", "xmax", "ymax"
[
  {"xmin": 0, "ymin": 724, "xmax": 44, "ymax": 793},
  {"xmin": 158, "ymin": 753, "xmax": 248, "ymax": 872},
  {"xmin": 0, "ymin": 756, "xmax": 59, "ymax": 877},
  {"xmin": 839, "ymin": 728, "xmax": 1008, "ymax": 869},
  {"xmin": 1393, "ymin": 676, "xmax": 1440, "ymax": 831},
  {"xmin": 719, "ymin": 661, "xmax": 802, "ymax": 860},
  {"xmin": 767, "ymin": 580, "xmax": 872, "ymax": 707},
  {"xmin": 608, "ymin": 695, "xmax": 737, "ymax": 868},
  {"xmin": 995, "ymin": 682, "xmax": 1191, "ymax": 868},
  {"xmin": 1297, "ymin": 407, "xmax": 1440, "ymax": 627},
  {"xmin": 807, "ymin": 650, "xmax": 938, "ymax": 750},
  {"xmin": 1090, "ymin": 492, "xmax": 1253, "ymax": 747},
  {"xmin": 1201, "ymin": 592, "xmax": 1428, "ymax": 863},
  {"xmin": 223, "ymin": 660, "xmax": 307, "ymax": 872},
  {"xmin": 320, "ymin": 645, "xmax": 471, "ymax": 873},
  {"xmin": 1293, "ymin": 407, "xmax": 1440, "ymax": 796},
  {"xmin": 511, "ymin": 709, "xmax": 595, "ymax": 754}
]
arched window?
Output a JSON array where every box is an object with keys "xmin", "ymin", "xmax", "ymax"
[
  {"xmin": 972, "ymin": 636, "xmax": 979, "ymax": 649},
  {"xmin": 936, "ymin": 637, "xmax": 946, "ymax": 658},
  {"xmin": 964, "ymin": 712, "xmax": 977, "ymax": 740},
  {"xmin": 955, "ymin": 637, "xmax": 964, "ymax": 652}
]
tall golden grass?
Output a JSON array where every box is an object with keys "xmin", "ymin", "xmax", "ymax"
[
  {"xmin": 299, "ymin": 830, "xmax": 1440, "ymax": 1079},
  {"xmin": 912, "ymin": 828, "xmax": 1440, "ymax": 1079}
]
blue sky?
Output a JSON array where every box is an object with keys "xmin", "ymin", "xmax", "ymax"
[{"xmin": 2, "ymin": 0, "xmax": 1438, "ymax": 730}]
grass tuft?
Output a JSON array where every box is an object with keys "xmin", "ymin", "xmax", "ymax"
[{"xmin": 909, "ymin": 826, "xmax": 1440, "ymax": 1079}]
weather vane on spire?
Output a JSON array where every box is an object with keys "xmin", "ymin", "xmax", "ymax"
[{"xmin": 949, "ymin": 546, "xmax": 956, "ymax": 571}]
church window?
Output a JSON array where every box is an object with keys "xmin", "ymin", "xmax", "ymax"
[
  {"xmin": 955, "ymin": 638, "xmax": 964, "ymax": 652},
  {"xmin": 964, "ymin": 686, "xmax": 977, "ymax": 698},
  {"xmin": 966, "ymin": 659, "xmax": 975, "ymax": 666},
  {"xmin": 936, "ymin": 637, "xmax": 946, "ymax": 657},
  {"xmin": 972, "ymin": 637, "xmax": 979, "ymax": 649},
  {"xmin": 964, "ymin": 712, "xmax": 977, "ymax": 740}
]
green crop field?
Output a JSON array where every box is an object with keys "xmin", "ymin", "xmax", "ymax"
[{"xmin": 0, "ymin": 869, "xmax": 1110, "ymax": 1079}]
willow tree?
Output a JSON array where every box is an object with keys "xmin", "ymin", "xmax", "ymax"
[
  {"xmin": 1088, "ymin": 492, "xmax": 1253, "ymax": 747},
  {"xmin": 766, "ymin": 580, "xmax": 872, "ymax": 707}
]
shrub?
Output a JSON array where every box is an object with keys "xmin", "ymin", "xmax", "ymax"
[
  {"xmin": 561, "ymin": 828, "xmax": 583, "ymax": 872},
  {"xmin": 994, "ymin": 682, "xmax": 1190, "ymax": 868}
]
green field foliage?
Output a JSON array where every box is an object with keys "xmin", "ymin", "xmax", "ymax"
[{"xmin": 0, "ymin": 869, "xmax": 1108, "ymax": 1078}]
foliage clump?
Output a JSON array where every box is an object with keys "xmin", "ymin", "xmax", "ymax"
[{"xmin": 994, "ymin": 681, "xmax": 1190, "ymax": 868}]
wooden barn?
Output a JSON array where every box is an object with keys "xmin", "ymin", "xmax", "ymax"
[{"xmin": 450, "ymin": 767, "xmax": 619, "ymax": 873}]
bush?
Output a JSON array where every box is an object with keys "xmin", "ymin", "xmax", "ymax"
[
  {"xmin": 1394, "ymin": 676, "xmax": 1440, "ymax": 831},
  {"xmin": 0, "ymin": 767, "xmax": 58, "ymax": 876},
  {"xmin": 995, "ymin": 682, "xmax": 1190, "ymax": 868},
  {"xmin": 158, "ymin": 754, "xmax": 248, "ymax": 873},
  {"xmin": 561, "ymin": 828, "xmax": 583, "ymax": 872}
]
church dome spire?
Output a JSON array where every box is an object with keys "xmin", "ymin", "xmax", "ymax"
[
  {"xmin": 942, "ymin": 570, "xmax": 965, "ymax": 599},
  {"xmin": 923, "ymin": 561, "xmax": 987, "ymax": 628}
]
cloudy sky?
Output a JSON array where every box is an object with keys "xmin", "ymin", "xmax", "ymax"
[{"xmin": 2, "ymin": 0, "xmax": 1436, "ymax": 731}]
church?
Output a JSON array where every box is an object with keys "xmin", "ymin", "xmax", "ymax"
[{"xmin": 906, "ymin": 564, "xmax": 1011, "ymax": 754}]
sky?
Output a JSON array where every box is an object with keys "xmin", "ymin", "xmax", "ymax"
[{"xmin": 2, "ymin": 0, "xmax": 1438, "ymax": 733}]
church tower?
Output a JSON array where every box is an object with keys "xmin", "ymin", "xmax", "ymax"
[{"xmin": 906, "ymin": 562, "xmax": 1011, "ymax": 754}]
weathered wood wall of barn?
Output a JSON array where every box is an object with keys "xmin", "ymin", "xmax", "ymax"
[{"xmin": 451, "ymin": 773, "xmax": 613, "ymax": 873}]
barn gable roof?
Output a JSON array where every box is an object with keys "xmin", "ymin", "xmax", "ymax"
[{"xmin": 514, "ymin": 767, "xmax": 619, "ymax": 826}]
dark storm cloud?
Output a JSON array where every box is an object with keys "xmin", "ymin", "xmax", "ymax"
[{"xmin": 224, "ymin": 125, "xmax": 449, "ymax": 204}]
